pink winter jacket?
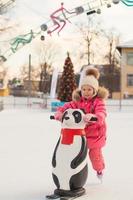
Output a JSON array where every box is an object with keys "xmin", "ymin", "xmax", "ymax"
[{"xmin": 57, "ymin": 88, "xmax": 108, "ymax": 149}]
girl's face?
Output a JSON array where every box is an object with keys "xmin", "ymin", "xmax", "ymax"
[{"xmin": 81, "ymin": 85, "xmax": 94, "ymax": 99}]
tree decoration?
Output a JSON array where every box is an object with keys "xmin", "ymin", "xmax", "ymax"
[{"xmin": 57, "ymin": 52, "xmax": 77, "ymax": 102}]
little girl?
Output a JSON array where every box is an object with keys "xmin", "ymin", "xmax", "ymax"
[{"xmin": 54, "ymin": 67, "xmax": 109, "ymax": 180}]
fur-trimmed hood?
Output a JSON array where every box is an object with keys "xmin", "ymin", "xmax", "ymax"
[{"xmin": 72, "ymin": 86, "xmax": 109, "ymax": 101}]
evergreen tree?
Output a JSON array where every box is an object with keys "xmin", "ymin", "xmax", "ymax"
[{"xmin": 57, "ymin": 53, "xmax": 77, "ymax": 102}]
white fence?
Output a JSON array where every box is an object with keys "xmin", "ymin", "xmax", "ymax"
[{"xmin": 0, "ymin": 95, "xmax": 133, "ymax": 112}]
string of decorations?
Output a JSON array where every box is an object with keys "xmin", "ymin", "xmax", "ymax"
[
  {"xmin": 121, "ymin": 0, "xmax": 133, "ymax": 6},
  {"xmin": 0, "ymin": 0, "xmax": 131, "ymax": 63}
]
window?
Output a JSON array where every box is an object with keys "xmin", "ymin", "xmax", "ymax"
[
  {"xmin": 0, "ymin": 79, "xmax": 3, "ymax": 88},
  {"xmin": 127, "ymin": 52, "xmax": 133, "ymax": 65},
  {"xmin": 127, "ymin": 74, "xmax": 133, "ymax": 86}
]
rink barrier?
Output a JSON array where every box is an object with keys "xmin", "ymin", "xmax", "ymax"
[
  {"xmin": 0, "ymin": 100, "xmax": 4, "ymax": 111},
  {"xmin": 1, "ymin": 96, "xmax": 133, "ymax": 111}
]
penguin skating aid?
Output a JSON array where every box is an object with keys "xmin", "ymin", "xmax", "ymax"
[{"xmin": 46, "ymin": 109, "xmax": 97, "ymax": 200}]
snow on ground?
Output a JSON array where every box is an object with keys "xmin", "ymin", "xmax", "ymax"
[{"xmin": 0, "ymin": 107, "xmax": 133, "ymax": 200}]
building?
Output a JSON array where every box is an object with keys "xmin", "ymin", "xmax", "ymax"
[{"xmin": 117, "ymin": 40, "xmax": 133, "ymax": 98}]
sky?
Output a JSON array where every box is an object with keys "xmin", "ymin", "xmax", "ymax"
[
  {"xmin": 0, "ymin": 101, "xmax": 133, "ymax": 200},
  {"xmin": 1, "ymin": 0, "xmax": 133, "ymax": 76}
]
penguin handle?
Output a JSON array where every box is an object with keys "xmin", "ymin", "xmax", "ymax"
[
  {"xmin": 90, "ymin": 117, "xmax": 97, "ymax": 121},
  {"xmin": 50, "ymin": 116, "xmax": 97, "ymax": 121},
  {"xmin": 50, "ymin": 115, "xmax": 55, "ymax": 120}
]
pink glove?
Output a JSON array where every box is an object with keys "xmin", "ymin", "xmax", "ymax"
[
  {"xmin": 83, "ymin": 113, "xmax": 97, "ymax": 123},
  {"xmin": 54, "ymin": 111, "xmax": 63, "ymax": 121}
]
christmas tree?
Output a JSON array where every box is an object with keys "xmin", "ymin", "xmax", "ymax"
[{"xmin": 57, "ymin": 52, "xmax": 77, "ymax": 102}]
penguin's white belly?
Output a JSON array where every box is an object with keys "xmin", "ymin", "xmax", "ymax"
[{"xmin": 53, "ymin": 136, "xmax": 87, "ymax": 190}]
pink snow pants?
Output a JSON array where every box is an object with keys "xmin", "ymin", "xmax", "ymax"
[{"xmin": 89, "ymin": 148, "xmax": 105, "ymax": 172}]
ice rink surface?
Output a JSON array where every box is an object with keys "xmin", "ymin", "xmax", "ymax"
[{"xmin": 0, "ymin": 108, "xmax": 133, "ymax": 200}]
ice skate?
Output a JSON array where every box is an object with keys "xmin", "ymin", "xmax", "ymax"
[{"xmin": 97, "ymin": 171, "xmax": 103, "ymax": 182}]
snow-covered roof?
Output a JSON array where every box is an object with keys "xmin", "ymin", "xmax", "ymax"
[
  {"xmin": 117, "ymin": 40, "xmax": 133, "ymax": 48},
  {"xmin": 116, "ymin": 40, "xmax": 133, "ymax": 53}
]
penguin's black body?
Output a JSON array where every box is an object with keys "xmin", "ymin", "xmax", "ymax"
[{"xmin": 52, "ymin": 109, "xmax": 88, "ymax": 197}]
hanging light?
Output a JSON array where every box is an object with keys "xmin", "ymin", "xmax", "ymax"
[
  {"xmin": 113, "ymin": 0, "xmax": 120, "ymax": 4},
  {"xmin": 107, "ymin": 3, "xmax": 111, "ymax": 7},
  {"xmin": 96, "ymin": 9, "xmax": 101, "ymax": 14},
  {"xmin": 86, "ymin": 10, "xmax": 96, "ymax": 15},
  {"xmin": 40, "ymin": 24, "xmax": 48, "ymax": 31}
]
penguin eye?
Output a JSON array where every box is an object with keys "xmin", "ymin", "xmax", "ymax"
[{"xmin": 72, "ymin": 111, "xmax": 81, "ymax": 123}]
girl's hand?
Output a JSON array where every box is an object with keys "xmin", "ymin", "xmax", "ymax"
[
  {"xmin": 54, "ymin": 111, "xmax": 63, "ymax": 121},
  {"xmin": 83, "ymin": 113, "xmax": 97, "ymax": 123}
]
